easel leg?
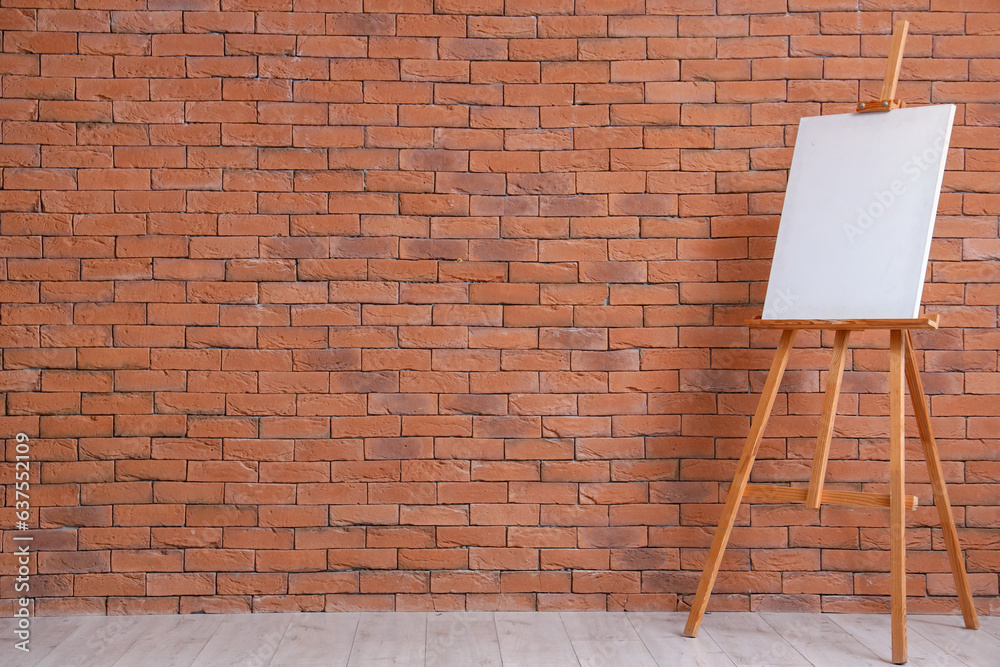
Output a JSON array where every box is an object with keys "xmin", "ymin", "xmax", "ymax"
[
  {"xmin": 806, "ymin": 329, "xmax": 851, "ymax": 509},
  {"xmin": 684, "ymin": 330, "xmax": 797, "ymax": 638},
  {"xmin": 903, "ymin": 331, "xmax": 979, "ymax": 630},
  {"xmin": 889, "ymin": 330, "xmax": 907, "ymax": 664}
]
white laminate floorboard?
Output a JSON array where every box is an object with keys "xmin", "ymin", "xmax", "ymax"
[
  {"xmin": 906, "ymin": 614, "xmax": 1000, "ymax": 667},
  {"xmin": 0, "ymin": 609, "xmax": 993, "ymax": 666},
  {"xmin": 700, "ymin": 612, "xmax": 811, "ymax": 666},
  {"xmin": 572, "ymin": 640, "xmax": 658, "ymax": 667},
  {"xmin": 978, "ymin": 614, "xmax": 1000, "ymax": 641},
  {"xmin": 112, "ymin": 615, "xmax": 224, "ymax": 667},
  {"xmin": 1, "ymin": 616, "xmax": 90, "ymax": 667},
  {"xmin": 828, "ymin": 613, "xmax": 964, "ymax": 667},
  {"xmin": 561, "ymin": 612, "xmax": 658, "ymax": 667},
  {"xmin": 628, "ymin": 612, "xmax": 736, "ymax": 667},
  {"xmin": 35, "ymin": 615, "xmax": 178, "ymax": 667},
  {"xmin": 425, "ymin": 612, "xmax": 503, "ymax": 667},
  {"xmin": 495, "ymin": 611, "xmax": 580, "ymax": 666},
  {"xmin": 269, "ymin": 613, "xmax": 359, "ymax": 667},
  {"xmin": 189, "ymin": 614, "xmax": 290, "ymax": 667},
  {"xmin": 759, "ymin": 613, "xmax": 884, "ymax": 667},
  {"xmin": 347, "ymin": 612, "xmax": 425, "ymax": 667},
  {"xmin": 560, "ymin": 612, "xmax": 642, "ymax": 641}
]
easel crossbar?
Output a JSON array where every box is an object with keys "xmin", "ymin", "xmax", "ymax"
[{"xmin": 744, "ymin": 483, "xmax": 918, "ymax": 510}]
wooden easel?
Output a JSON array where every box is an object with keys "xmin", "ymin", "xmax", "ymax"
[{"xmin": 682, "ymin": 22, "xmax": 979, "ymax": 665}]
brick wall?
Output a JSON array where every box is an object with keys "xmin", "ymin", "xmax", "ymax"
[{"xmin": 1, "ymin": 0, "xmax": 998, "ymax": 616}]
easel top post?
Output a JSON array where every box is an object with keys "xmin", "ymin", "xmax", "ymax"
[
  {"xmin": 858, "ymin": 20, "xmax": 909, "ymax": 112},
  {"xmin": 881, "ymin": 20, "xmax": 909, "ymax": 100}
]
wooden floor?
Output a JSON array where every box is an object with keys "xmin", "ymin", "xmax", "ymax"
[{"xmin": 1, "ymin": 611, "xmax": 997, "ymax": 666}]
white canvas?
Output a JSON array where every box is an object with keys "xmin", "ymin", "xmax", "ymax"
[{"xmin": 762, "ymin": 104, "xmax": 955, "ymax": 320}]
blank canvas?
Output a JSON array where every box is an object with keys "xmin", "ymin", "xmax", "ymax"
[{"xmin": 762, "ymin": 104, "xmax": 955, "ymax": 320}]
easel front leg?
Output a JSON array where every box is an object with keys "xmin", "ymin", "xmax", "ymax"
[
  {"xmin": 684, "ymin": 330, "xmax": 797, "ymax": 638},
  {"xmin": 904, "ymin": 331, "xmax": 979, "ymax": 630},
  {"xmin": 889, "ymin": 330, "xmax": 907, "ymax": 664}
]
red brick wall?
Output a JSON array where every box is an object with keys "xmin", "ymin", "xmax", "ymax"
[{"xmin": 1, "ymin": 0, "xmax": 998, "ymax": 615}]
